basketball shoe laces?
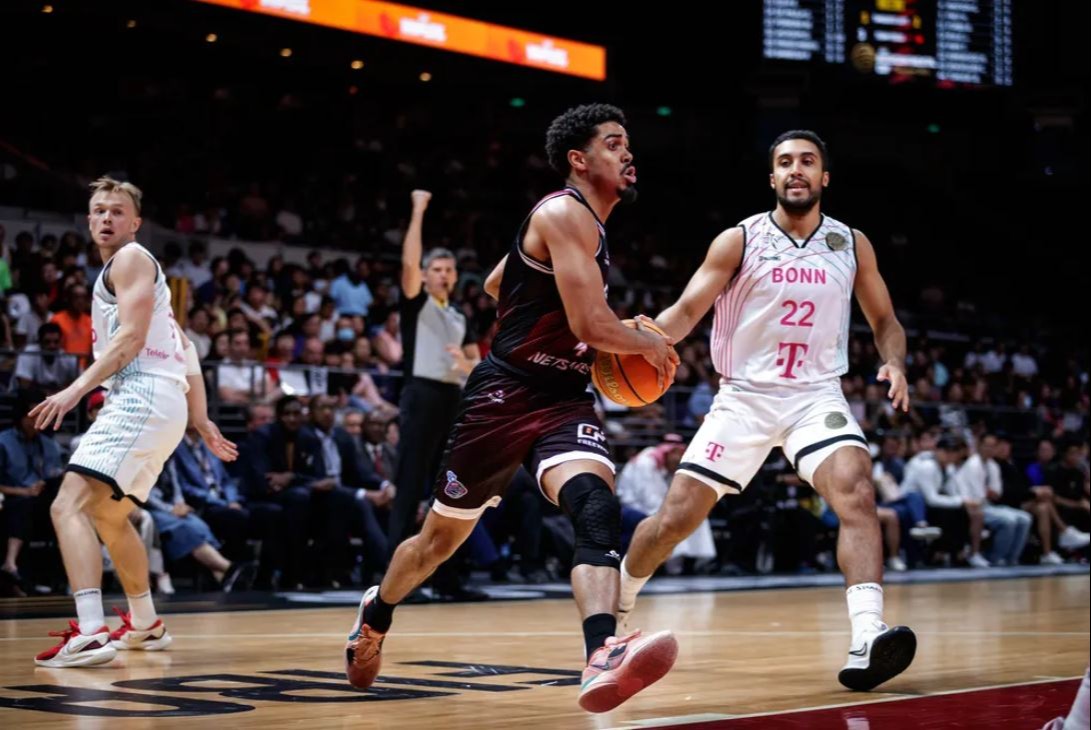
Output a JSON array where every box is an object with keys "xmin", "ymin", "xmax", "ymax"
[
  {"xmin": 42, "ymin": 620, "xmax": 98, "ymax": 656},
  {"xmin": 349, "ymin": 624, "xmax": 385, "ymax": 667},
  {"xmin": 588, "ymin": 630, "xmax": 642, "ymax": 671}
]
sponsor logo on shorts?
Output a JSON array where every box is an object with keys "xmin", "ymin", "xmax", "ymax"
[
  {"xmin": 605, "ymin": 550, "xmax": 621, "ymax": 562},
  {"xmin": 443, "ymin": 470, "xmax": 468, "ymax": 500},
  {"xmin": 825, "ymin": 412, "xmax": 849, "ymax": 429},
  {"xmin": 705, "ymin": 441, "xmax": 725, "ymax": 461},
  {"xmin": 577, "ymin": 423, "xmax": 609, "ymax": 452}
]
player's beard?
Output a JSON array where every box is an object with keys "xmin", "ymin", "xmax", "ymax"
[
  {"xmin": 618, "ymin": 185, "xmax": 638, "ymax": 205},
  {"xmin": 777, "ymin": 184, "xmax": 820, "ymax": 214}
]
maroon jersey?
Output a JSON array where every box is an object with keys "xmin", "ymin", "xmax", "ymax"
[{"xmin": 488, "ymin": 187, "xmax": 610, "ymax": 395}]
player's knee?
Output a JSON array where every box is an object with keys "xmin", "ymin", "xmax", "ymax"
[
  {"xmin": 559, "ymin": 473, "xmax": 621, "ymax": 569},
  {"xmin": 834, "ymin": 475, "xmax": 876, "ymax": 520}
]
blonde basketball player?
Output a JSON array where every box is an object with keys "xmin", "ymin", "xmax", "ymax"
[
  {"xmin": 619, "ymin": 131, "xmax": 916, "ymax": 691},
  {"xmin": 30, "ymin": 177, "xmax": 236, "ymax": 667}
]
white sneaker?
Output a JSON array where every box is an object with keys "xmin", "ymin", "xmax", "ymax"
[
  {"xmin": 886, "ymin": 556, "xmax": 908, "ymax": 572},
  {"xmin": 968, "ymin": 553, "xmax": 991, "ymax": 568},
  {"xmin": 1040, "ymin": 551, "xmax": 1065, "ymax": 565},
  {"xmin": 839, "ymin": 622, "xmax": 917, "ymax": 691},
  {"xmin": 109, "ymin": 610, "xmax": 173, "ymax": 651},
  {"xmin": 909, "ymin": 525, "xmax": 942, "ymax": 541},
  {"xmin": 34, "ymin": 621, "xmax": 117, "ymax": 667},
  {"xmin": 1058, "ymin": 526, "xmax": 1091, "ymax": 551},
  {"xmin": 157, "ymin": 573, "xmax": 176, "ymax": 596}
]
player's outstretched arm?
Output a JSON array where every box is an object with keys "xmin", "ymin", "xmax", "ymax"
[
  {"xmin": 853, "ymin": 229, "xmax": 909, "ymax": 412},
  {"xmin": 655, "ymin": 226, "xmax": 744, "ymax": 343},
  {"xmin": 179, "ymin": 333, "xmax": 238, "ymax": 462},
  {"xmin": 30, "ymin": 248, "xmax": 155, "ymax": 430},
  {"xmin": 400, "ymin": 189, "xmax": 432, "ymax": 300}
]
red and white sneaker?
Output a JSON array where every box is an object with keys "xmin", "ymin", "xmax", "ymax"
[
  {"xmin": 109, "ymin": 609, "xmax": 173, "ymax": 651},
  {"xmin": 34, "ymin": 620, "xmax": 117, "ymax": 668},
  {"xmin": 579, "ymin": 629, "xmax": 678, "ymax": 713},
  {"xmin": 344, "ymin": 585, "xmax": 386, "ymax": 689}
]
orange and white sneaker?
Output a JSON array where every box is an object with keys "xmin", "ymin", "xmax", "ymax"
[
  {"xmin": 34, "ymin": 620, "xmax": 117, "ymax": 668},
  {"xmin": 578, "ymin": 629, "xmax": 678, "ymax": 713},
  {"xmin": 109, "ymin": 609, "xmax": 173, "ymax": 651},
  {"xmin": 344, "ymin": 585, "xmax": 386, "ymax": 689}
]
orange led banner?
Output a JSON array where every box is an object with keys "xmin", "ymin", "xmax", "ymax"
[{"xmin": 195, "ymin": 0, "xmax": 607, "ymax": 80}]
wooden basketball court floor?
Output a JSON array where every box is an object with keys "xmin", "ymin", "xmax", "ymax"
[{"xmin": 0, "ymin": 574, "xmax": 1087, "ymax": 728}]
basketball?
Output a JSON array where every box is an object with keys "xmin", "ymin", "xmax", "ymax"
[{"xmin": 591, "ymin": 319, "xmax": 671, "ymax": 407}]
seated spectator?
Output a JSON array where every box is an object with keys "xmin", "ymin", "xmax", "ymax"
[
  {"xmin": 242, "ymin": 396, "xmax": 350, "ymax": 589},
  {"xmin": 13, "ymin": 323, "xmax": 78, "ymax": 393},
  {"xmin": 306, "ymin": 395, "xmax": 388, "ymax": 583},
  {"xmin": 901, "ymin": 434, "xmax": 985, "ymax": 566},
  {"xmin": 872, "ymin": 449, "xmax": 941, "ymax": 568},
  {"xmin": 616, "ymin": 434, "xmax": 714, "ymax": 566},
  {"xmin": 217, "ymin": 328, "xmax": 277, "ymax": 403},
  {"xmin": 240, "ymin": 281, "xmax": 279, "ymax": 331},
  {"xmin": 278, "ymin": 336, "xmax": 327, "ymax": 398},
  {"xmin": 184, "ymin": 306, "xmax": 213, "ymax": 360},
  {"xmin": 13, "ymin": 288, "xmax": 52, "ymax": 348},
  {"xmin": 1046, "ymin": 441, "xmax": 1091, "ymax": 535},
  {"xmin": 146, "ymin": 461, "xmax": 253, "ymax": 591},
  {"xmin": 180, "ymin": 241, "xmax": 213, "ymax": 290},
  {"xmin": 371, "ymin": 311, "xmax": 403, "ymax": 369},
  {"xmin": 51, "ymin": 283, "xmax": 93, "ymax": 364},
  {"xmin": 0, "ymin": 391, "xmax": 61, "ymax": 587},
  {"xmin": 329, "ymin": 257, "xmax": 373, "ymax": 318},
  {"xmin": 994, "ymin": 436, "xmax": 1089, "ymax": 564},
  {"xmin": 957, "ymin": 434, "xmax": 1032, "ymax": 566},
  {"xmin": 1026, "ymin": 439, "xmax": 1056, "ymax": 488}
]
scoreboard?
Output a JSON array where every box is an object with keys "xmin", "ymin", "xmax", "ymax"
[{"xmin": 763, "ymin": 0, "xmax": 1013, "ymax": 87}]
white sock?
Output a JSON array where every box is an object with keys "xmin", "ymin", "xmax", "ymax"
[
  {"xmin": 846, "ymin": 583, "xmax": 885, "ymax": 642},
  {"xmin": 127, "ymin": 591, "xmax": 158, "ymax": 630},
  {"xmin": 74, "ymin": 588, "xmax": 105, "ymax": 635},
  {"xmin": 619, "ymin": 557, "xmax": 651, "ymax": 613},
  {"xmin": 1064, "ymin": 666, "xmax": 1090, "ymax": 730}
]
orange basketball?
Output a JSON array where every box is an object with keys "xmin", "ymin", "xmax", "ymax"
[{"xmin": 591, "ymin": 319, "xmax": 671, "ymax": 408}]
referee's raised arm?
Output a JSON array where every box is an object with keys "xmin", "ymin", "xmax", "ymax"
[{"xmin": 400, "ymin": 190, "xmax": 432, "ymax": 300}]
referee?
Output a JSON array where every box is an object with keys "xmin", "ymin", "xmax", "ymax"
[{"xmin": 388, "ymin": 189, "xmax": 480, "ymax": 551}]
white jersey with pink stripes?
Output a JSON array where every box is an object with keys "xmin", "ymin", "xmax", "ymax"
[{"xmin": 711, "ymin": 211, "xmax": 857, "ymax": 385}]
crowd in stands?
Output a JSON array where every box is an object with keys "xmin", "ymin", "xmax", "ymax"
[{"xmin": 0, "ymin": 201, "xmax": 1087, "ymax": 597}]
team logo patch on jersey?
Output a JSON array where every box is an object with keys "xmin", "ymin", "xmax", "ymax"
[
  {"xmin": 826, "ymin": 232, "xmax": 847, "ymax": 251},
  {"xmin": 825, "ymin": 412, "xmax": 849, "ymax": 429},
  {"xmin": 444, "ymin": 471, "xmax": 468, "ymax": 499}
]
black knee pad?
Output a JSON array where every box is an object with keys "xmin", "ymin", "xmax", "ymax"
[{"xmin": 558, "ymin": 473, "xmax": 621, "ymax": 570}]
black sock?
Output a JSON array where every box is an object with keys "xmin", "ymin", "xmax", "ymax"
[
  {"xmin": 363, "ymin": 589, "xmax": 397, "ymax": 633},
  {"xmin": 582, "ymin": 613, "xmax": 617, "ymax": 659}
]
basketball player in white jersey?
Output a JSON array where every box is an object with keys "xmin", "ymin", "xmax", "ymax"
[
  {"xmin": 619, "ymin": 131, "xmax": 916, "ymax": 691},
  {"xmin": 29, "ymin": 177, "xmax": 236, "ymax": 667}
]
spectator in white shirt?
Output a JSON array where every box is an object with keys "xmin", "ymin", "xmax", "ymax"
[
  {"xmin": 957, "ymin": 434, "xmax": 1032, "ymax": 566},
  {"xmin": 180, "ymin": 241, "xmax": 213, "ymax": 289},
  {"xmin": 1011, "ymin": 344, "xmax": 1039, "ymax": 380},
  {"xmin": 616, "ymin": 434, "xmax": 715, "ymax": 566},
  {"xmin": 13, "ymin": 289, "xmax": 51, "ymax": 347},
  {"xmin": 901, "ymin": 434, "xmax": 985, "ymax": 566},
  {"xmin": 217, "ymin": 328, "xmax": 277, "ymax": 404},
  {"xmin": 13, "ymin": 323, "xmax": 78, "ymax": 394}
]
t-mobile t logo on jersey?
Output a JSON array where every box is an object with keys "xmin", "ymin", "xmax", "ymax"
[
  {"xmin": 776, "ymin": 342, "xmax": 809, "ymax": 379},
  {"xmin": 705, "ymin": 441, "xmax": 725, "ymax": 461}
]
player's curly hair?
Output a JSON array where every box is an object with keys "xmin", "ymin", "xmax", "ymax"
[{"xmin": 545, "ymin": 103, "xmax": 628, "ymax": 176}]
